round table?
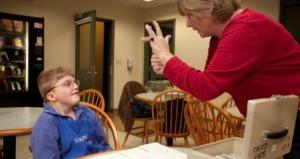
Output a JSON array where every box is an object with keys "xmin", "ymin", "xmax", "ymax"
[
  {"xmin": 134, "ymin": 92, "xmax": 160, "ymax": 106},
  {"xmin": 0, "ymin": 107, "xmax": 43, "ymax": 159}
]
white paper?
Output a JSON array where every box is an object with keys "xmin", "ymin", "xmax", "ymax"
[
  {"xmin": 89, "ymin": 153, "xmax": 128, "ymax": 159},
  {"xmin": 85, "ymin": 143, "xmax": 187, "ymax": 159}
]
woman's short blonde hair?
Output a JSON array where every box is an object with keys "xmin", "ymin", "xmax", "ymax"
[
  {"xmin": 37, "ymin": 67, "xmax": 74, "ymax": 101},
  {"xmin": 178, "ymin": 0, "xmax": 241, "ymax": 23}
]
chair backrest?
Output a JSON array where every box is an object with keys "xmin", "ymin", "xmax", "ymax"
[
  {"xmin": 118, "ymin": 81, "xmax": 147, "ymax": 131},
  {"xmin": 80, "ymin": 102, "xmax": 121, "ymax": 150},
  {"xmin": 79, "ymin": 89, "xmax": 105, "ymax": 111},
  {"xmin": 152, "ymin": 89, "xmax": 189, "ymax": 138},
  {"xmin": 219, "ymin": 96, "xmax": 246, "ymax": 134},
  {"xmin": 220, "ymin": 96, "xmax": 236, "ymax": 109},
  {"xmin": 184, "ymin": 100, "xmax": 238, "ymax": 146}
]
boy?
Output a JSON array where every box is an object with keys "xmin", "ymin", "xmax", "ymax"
[{"xmin": 31, "ymin": 67, "xmax": 110, "ymax": 159}]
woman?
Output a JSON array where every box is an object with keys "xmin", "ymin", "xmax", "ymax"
[{"xmin": 143, "ymin": 0, "xmax": 300, "ymax": 158}]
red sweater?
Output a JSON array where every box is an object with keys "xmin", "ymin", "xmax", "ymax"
[{"xmin": 163, "ymin": 8, "xmax": 300, "ymax": 116}]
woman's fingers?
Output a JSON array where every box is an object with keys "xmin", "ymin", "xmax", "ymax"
[
  {"xmin": 145, "ymin": 24, "xmax": 156, "ymax": 39},
  {"xmin": 165, "ymin": 35, "xmax": 172, "ymax": 44},
  {"xmin": 151, "ymin": 55, "xmax": 164, "ymax": 65},
  {"xmin": 143, "ymin": 21, "xmax": 164, "ymax": 42},
  {"xmin": 142, "ymin": 22, "xmax": 169, "ymax": 43},
  {"xmin": 153, "ymin": 21, "xmax": 163, "ymax": 37},
  {"xmin": 151, "ymin": 60, "xmax": 164, "ymax": 67},
  {"xmin": 141, "ymin": 37, "xmax": 151, "ymax": 42},
  {"xmin": 151, "ymin": 54, "xmax": 164, "ymax": 75}
]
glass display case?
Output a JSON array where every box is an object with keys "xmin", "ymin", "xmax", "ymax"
[
  {"xmin": 0, "ymin": 19, "xmax": 28, "ymax": 92},
  {"xmin": 0, "ymin": 12, "xmax": 44, "ymax": 106}
]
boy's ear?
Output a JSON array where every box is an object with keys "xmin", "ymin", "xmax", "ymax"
[{"xmin": 46, "ymin": 92, "xmax": 57, "ymax": 102}]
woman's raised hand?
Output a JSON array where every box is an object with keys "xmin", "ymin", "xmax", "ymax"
[{"xmin": 142, "ymin": 21, "xmax": 174, "ymax": 74}]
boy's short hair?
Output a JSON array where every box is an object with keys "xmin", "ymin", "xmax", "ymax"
[{"xmin": 37, "ymin": 67, "xmax": 74, "ymax": 101}]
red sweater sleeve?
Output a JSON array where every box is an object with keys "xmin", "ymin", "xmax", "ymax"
[{"xmin": 163, "ymin": 23, "xmax": 265, "ymax": 101}]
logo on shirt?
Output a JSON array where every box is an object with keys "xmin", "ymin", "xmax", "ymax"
[{"xmin": 74, "ymin": 135, "xmax": 88, "ymax": 143}]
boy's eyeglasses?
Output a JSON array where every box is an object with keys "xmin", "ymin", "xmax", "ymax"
[{"xmin": 48, "ymin": 79, "xmax": 80, "ymax": 92}]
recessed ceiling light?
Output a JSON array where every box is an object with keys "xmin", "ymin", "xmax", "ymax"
[{"xmin": 143, "ymin": 0, "xmax": 154, "ymax": 2}]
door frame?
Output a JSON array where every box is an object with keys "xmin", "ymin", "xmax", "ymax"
[
  {"xmin": 96, "ymin": 17, "xmax": 114, "ymax": 112},
  {"xmin": 75, "ymin": 10, "xmax": 114, "ymax": 111}
]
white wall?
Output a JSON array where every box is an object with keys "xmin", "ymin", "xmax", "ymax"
[{"xmin": 0, "ymin": 0, "xmax": 145, "ymax": 108}]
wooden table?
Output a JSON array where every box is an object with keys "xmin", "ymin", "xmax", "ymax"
[
  {"xmin": 134, "ymin": 92, "xmax": 186, "ymax": 105},
  {"xmin": 134, "ymin": 92, "xmax": 160, "ymax": 106},
  {"xmin": 0, "ymin": 107, "xmax": 43, "ymax": 159}
]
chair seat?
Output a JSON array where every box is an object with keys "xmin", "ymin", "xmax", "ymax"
[{"xmin": 133, "ymin": 117, "xmax": 152, "ymax": 121}]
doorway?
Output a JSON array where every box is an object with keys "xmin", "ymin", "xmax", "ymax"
[
  {"xmin": 75, "ymin": 10, "xmax": 114, "ymax": 111},
  {"xmin": 280, "ymin": 0, "xmax": 300, "ymax": 43}
]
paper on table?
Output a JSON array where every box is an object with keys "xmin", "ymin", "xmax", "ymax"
[
  {"xmin": 120, "ymin": 143, "xmax": 187, "ymax": 159},
  {"xmin": 88, "ymin": 153, "xmax": 128, "ymax": 159},
  {"xmin": 86, "ymin": 143, "xmax": 187, "ymax": 159},
  {"xmin": 138, "ymin": 143, "xmax": 187, "ymax": 159}
]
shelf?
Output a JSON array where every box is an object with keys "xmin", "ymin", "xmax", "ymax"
[
  {"xmin": 0, "ymin": 31, "xmax": 25, "ymax": 37},
  {"xmin": 3, "ymin": 45, "xmax": 25, "ymax": 50},
  {"xmin": 0, "ymin": 90, "xmax": 27, "ymax": 93},
  {"xmin": 5, "ymin": 75, "xmax": 25, "ymax": 78},
  {"xmin": 11, "ymin": 61, "xmax": 25, "ymax": 63}
]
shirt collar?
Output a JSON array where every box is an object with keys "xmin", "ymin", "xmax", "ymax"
[{"xmin": 43, "ymin": 102, "xmax": 85, "ymax": 119}]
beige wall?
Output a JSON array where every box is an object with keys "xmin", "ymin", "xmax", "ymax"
[
  {"xmin": 0, "ymin": 0, "xmax": 280, "ymax": 109},
  {"xmin": 0, "ymin": 0, "xmax": 145, "ymax": 109}
]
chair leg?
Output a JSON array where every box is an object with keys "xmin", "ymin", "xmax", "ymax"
[
  {"xmin": 158, "ymin": 136, "xmax": 162, "ymax": 144},
  {"xmin": 122, "ymin": 122, "xmax": 134, "ymax": 147},
  {"xmin": 0, "ymin": 144, "xmax": 3, "ymax": 159},
  {"xmin": 144, "ymin": 120, "xmax": 149, "ymax": 144},
  {"xmin": 122, "ymin": 131, "xmax": 131, "ymax": 147},
  {"xmin": 184, "ymin": 137, "xmax": 189, "ymax": 147}
]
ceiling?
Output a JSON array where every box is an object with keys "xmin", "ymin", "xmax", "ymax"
[{"xmin": 108, "ymin": 0, "xmax": 178, "ymax": 9}]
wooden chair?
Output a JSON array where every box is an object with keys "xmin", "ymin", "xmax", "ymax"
[
  {"xmin": 79, "ymin": 89, "xmax": 105, "ymax": 111},
  {"xmin": 0, "ymin": 145, "xmax": 3, "ymax": 159},
  {"xmin": 184, "ymin": 100, "xmax": 239, "ymax": 146},
  {"xmin": 120, "ymin": 81, "xmax": 153, "ymax": 147},
  {"xmin": 220, "ymin": 96, "xmax": 237, "ymax": 109},
  {"xmin": 80, "ymin": 102, "xmax": 121, "ymax": 150},
  {"xmin": 220, "ymin": 97, "xmax": 246, "ymax": 136},
  {"xmin": 152, "ymin": 89, "xmax": 189, "ymax": 146}
]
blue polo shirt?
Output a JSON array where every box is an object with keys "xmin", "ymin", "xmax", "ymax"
[{"xmin": 30, "ymin": 103, "xmax": 111, "ymax": 159}]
